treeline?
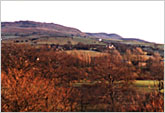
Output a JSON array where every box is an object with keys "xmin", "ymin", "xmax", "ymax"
[{"xmin": 1, "ymin": 44, "xmax": 164, "ymax": 112}]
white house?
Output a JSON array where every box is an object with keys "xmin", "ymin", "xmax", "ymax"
[
  {"xmin": 99, "ymin": 38, "xmax": 102, "ymax": 42},
  {"xmin": 107, "ymin": 44, "xmax": 115, "ymax": 49}
]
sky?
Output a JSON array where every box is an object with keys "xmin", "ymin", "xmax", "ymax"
[{"xmin": 1, "ymin": 1, "xmax": 164, "ymax": 44}]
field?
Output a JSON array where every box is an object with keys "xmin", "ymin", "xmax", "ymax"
[
  {"xmin": 133, "ymin": 80, "xmax": 164, "ymax": 93},
  {"xmin": 2, "ymin": 36, "xmax": 105, "ymax": 45},
  {"xmin": 65, "ymin": 50, "xmax": 108, "ymax": 57},
  {"xmin": 72, "ymin": 79, "xmax": 164, "ymax": 92}
]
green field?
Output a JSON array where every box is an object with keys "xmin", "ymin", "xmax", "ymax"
[
  {"xmin": 72, "ymin": 80, "xmax": 164, "ymax": 93},
  {"xmin": 133, "ymin": 80, "xmax": 159, "ymax": 87},
  {"xmin": 2, "ymin": 36, "xmax": 106, "ymax": 45},
  {"xmin": 132, "ymin": 80, "xmax": 164, "ymax": 93},
  {"xmin": 65, "ymin": 50, "xmax": 108, "ymax": 57}
]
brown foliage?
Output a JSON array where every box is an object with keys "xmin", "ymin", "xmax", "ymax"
[{"xmin": 1, "ymin": 44, "xmax": 164, "ymax": 112}]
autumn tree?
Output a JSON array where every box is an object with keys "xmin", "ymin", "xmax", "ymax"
[{"xmin": 146, "ymin": 53, "xmax": 164, "ymax": 91}]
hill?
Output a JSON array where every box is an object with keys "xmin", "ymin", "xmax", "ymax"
[
  {"xmin": 86, "ymin": 33, "xmax": 123, "ymax": 40},
  {"xmin": 86, "ymin": 32, "xmax": 151, "ymax": 43},
  {"xmin": 1, "ymin": 20, "xmax": 164, "ymax": 56},
  {"xmin": 2, "ymin": 21, "xmax": 87, "ymax": 38},
  {"xmin": 1, "ymin": 21, "xmax": 155, "ymax": 44}
]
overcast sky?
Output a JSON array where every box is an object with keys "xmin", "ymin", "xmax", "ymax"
[{"xmin": 1, "ymin": 1, "xmax": 164, "ymax": 44}]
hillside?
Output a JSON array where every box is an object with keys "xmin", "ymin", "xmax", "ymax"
[
  {"xmin": 1, "ymin": 21, "xmax": 155, "ymax": 43},
  {"xmin": 86, "ymin": 33, "xmax": 123, "ymax": 40},
  {"xmin": 86, "ymin": 32, "xmax": 151, "ymax": 43},
  {"xmin": 2, "ymin": 21, "xmax": 158, "ymax": 45},
  {"xmin": 1, "ymin": 21, "xmax": 164, "ymax": 56},
  {"xmin": 2, "ymin": 21, "xmax": 87, "ymax": 38}
]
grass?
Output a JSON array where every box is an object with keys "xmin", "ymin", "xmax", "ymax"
[
  {"xmin": 133, "ymin": 80, "xmax": 160, "ymax": 87},
  {"xmin": 65, "ymin": 50, "xmax": 108, "ymax": 57},
  {"xmin": 37, "ymin": 37, "xmax": 77, "ymax": 45},
  {"xmin": 43, "ymin": 36, "xmax": 105, "ymax": 45},
  {"xmin": 72, "ymin": 37, "xmax": 105, "ymax": 45},
  {"xmin": 72, "ymin": 80, "xmax": 164, "ymax": 93},
  {"xmin": 4, "ymin": 36, "xmax": 106, "ymax": 45},
  {"xmin": 131, "ymin": 80, "xmax": 164, "ymax": 93}
]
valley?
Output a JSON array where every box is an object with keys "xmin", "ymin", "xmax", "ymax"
[{"xmin": 1, "ymin": 21, "xmax": 164, "ymax": 112}]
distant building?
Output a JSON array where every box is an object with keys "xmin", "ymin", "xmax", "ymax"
[
  {"xmin": 138, "ymin": 62, "xmax": 147, "ymax": 67},
  {"xmin": 143, "ymin": 52, "xmax": 147, "ymax": 55},
  {"xmin": 122, "ymin": 60, "xmax": 132, "ymax": 65},
  {"xmin": 56, "ymin": 46, "xmax": 64, "ymax": 51},
  {"xmin": 99, "ymin": 38, "xmax": 102, "ymax": 42},
  {"xmin": 106, "ymin": 44, "xmax": 115, "ymax": 49}
]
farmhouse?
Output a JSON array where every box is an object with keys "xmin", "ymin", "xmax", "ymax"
[
  {"xmin": 98, "ymin": 38, "xmax": 102, "ymax": 42},
  {"xmin": 106, "ymin": 44, "xmax": 115, "ymax": 49},
  {"xmin": 138, "ymin": 62, "xmax": 147, "ymax": 67}
]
